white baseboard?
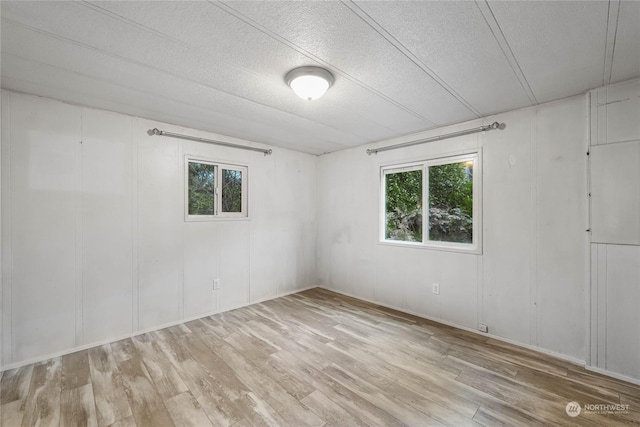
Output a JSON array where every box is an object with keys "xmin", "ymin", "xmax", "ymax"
[
  {"xmin": 585, "ymin": 365, "xmax": 640, "ymax": 387},
  {"xmin": 318, "ymin": 286, "xmax": 588, "ymax": 367},
  {"xmin": 320, "ymin": 286, "xmax": 640, "ymax": 386},
  {"xmin": 7, "ymin": 284, "xmax": 640, "ymax": 389},
  {"xmin": 0, "ymin": 285, "xmax": 317, "ymax": 372}
]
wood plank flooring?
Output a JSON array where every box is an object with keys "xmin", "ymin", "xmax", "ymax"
[{"xmin": 1, "ymin": 288, "xmax": 639, "ymax": 426}]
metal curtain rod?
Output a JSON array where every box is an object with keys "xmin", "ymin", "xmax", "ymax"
[
  {"xmin": 366, "ymin": 122, "xmax": 504, "ymax": 155},
  {"xmin": 149, "ymin": 128, "xmax": 273, "ymax": 156}
]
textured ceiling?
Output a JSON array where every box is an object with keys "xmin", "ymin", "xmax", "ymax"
[{"xmin": 1, "ymin": 1, "xmax": 639, "ymax": 155}]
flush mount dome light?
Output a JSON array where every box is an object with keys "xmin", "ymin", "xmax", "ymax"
[{"xmin": 285, "ymin": 66, "xmax": 334, "ymax": 101}]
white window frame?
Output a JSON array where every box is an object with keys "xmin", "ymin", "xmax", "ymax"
[
  {"xmin": 185, "ymin": 156, "xmax": 248, "ymax": 221},
  {"xmin": 380, "ymin": 151, "xmax": 482, "ymax": 254}
]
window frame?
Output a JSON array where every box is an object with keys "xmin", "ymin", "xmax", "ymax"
[
  {"xmin": 379, "ymin": 151, "xmax": 482, "ymax": 254},
  {"xmin": 185, "ymin": 156, "xmax": 248, "ymax": 221}
]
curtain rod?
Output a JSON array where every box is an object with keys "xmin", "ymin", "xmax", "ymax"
[
  {"xmin": 149, "ymin": 128, "xmax": 273, "ymax": 156},
  {"xmin": 366, "ymin": 122, "xmax": 505, "ymax": 155}
]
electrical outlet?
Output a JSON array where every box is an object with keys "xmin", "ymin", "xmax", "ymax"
[
  {"xmin": 479, "ymin": 323, "xmax": 488, "ymax": 333},
  {"xmin": 213, "ymin": 279, "xmax": 220, "ymax": 290},
  {"xmin": 432, "ymin": 283, "xmax": 440, "ymax": 295}
]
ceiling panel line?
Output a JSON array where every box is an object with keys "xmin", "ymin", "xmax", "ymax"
[
  {"xmin": 79, "ymin": 0, "xmax": 404, "ymax": 142},
  {"xmin": 6, "ymin": 1, "xmax": 635, "ymax": 155},
  {"xmin": 76, "ymin": 1, "xmax": 414, "ymax": 141},
  {"xmin": 1, "ymin": 52, "xmax": 294, "ymax": 132},
  {"xmin": 1, "ymin": 74, "xmax": 257, "ymax": 148},
  {"xmin": 0, "ymin": 18, "xmax": 262, "ymax": 104},
  {"xmin": 342, "ymin": 0, "xmax": 481, "ymax": 118},
  {"xmin": 2, "ymin": 46, "xmax": 362, "ymax": 153},
  {"xmin": 475, "ymin": 0, "xmax": 538, "ymax": 105},
  {"xmin": 81, "ymin": 1, "xmax": 191, "ymax": 51},
  {"xmin": 212, "ymin": 0, "xmax": 437, "ymax": 128},
  {"xmin": 603, "ymin": 0, "xmax": 620, "ymax": 86},
  {"xmin": 2, "ymin": 70, "xmax": 349, "ymax": 155},
  {"xmin": 78, "ymin": 1, "xmax": 270, "ymax": 84},
  {"xmin": 1, "ymin": 18, "xmax": 375, "ymax": 145}
]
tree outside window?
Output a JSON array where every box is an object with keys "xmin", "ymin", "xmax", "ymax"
[
  {"xmin": 382, "ymin": 153, "xmax": 480, "ymax": 252},
  {"xmin": 186, "ymin": 158, "xmax": 247, "ymax": 220}
]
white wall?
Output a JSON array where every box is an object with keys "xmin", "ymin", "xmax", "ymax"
[
  {"xmin": 2, "ymin": 80, "xmax": 639, "ymax": 385},
  {"xmin": 317, "ymin": 94, "xmax": 590, "ymax": 362},
  {"xmin": 589, "ymin": 79, "xmax": 640, "ymax": 381},
  {"xmin": 0, "ymin": 91, "xmax": 317, "ymax": 368}
]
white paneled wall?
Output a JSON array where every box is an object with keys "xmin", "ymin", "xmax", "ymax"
[
  {"xmin": 0, "ymin": 91, "xmax": 317, "ymax": 368},
  {"xmin": 481, "ymin": 107, "xmax": 534, "ymax": 344},
  {"xmin": 590, "ymin": 79, "xmax": 640, "ymax": 245},
  {"xmin": 81, "ymin": 108, "xmax": 135, "ymax": 344},
  {"xmin": 591, "ymin": 140, "xmax": 640, "ymax": 245},
  {"xmin": 318, "ymin": 95, "xmax": 589, "ymax": 362},
  {"xmin": 137, "ymin": 123, "xmax": 183, "ymax": 330},
  {"xmin": 4, "ymin": 95, "xmax": 78, "ymax": 363},
  {"xmin": 535, "ymin": 99, "xmax": 589, "ymax": 358},
  {"xmin": 590, "ymin": 79, "xmax": 640, "ymax": 382},
  {"xmin": 591, "ymin": 245, "xmax": 640, "ymax": 380}
]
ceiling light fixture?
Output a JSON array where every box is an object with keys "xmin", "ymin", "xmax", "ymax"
[{"xmin": 285, "ymin": 66, "xmax": 334, "ymax": 101}]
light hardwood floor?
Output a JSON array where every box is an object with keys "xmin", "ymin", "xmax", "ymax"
[{"xmin": 1, "ymin": 288, "xmax": 639, "ymax": 426}]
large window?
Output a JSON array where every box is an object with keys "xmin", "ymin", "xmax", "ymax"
[
  {"xmin": 186, "ymin": 157, "xmax": 248, "ymax": 220},
  {"xmin": 381, "ymin": 152, "xmax": 481, "ymax": 252}
]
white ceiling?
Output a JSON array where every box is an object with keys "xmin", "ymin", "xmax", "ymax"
[{"xmin": 1, "ymin": 1, "xmax": 639, "ymax": 155}]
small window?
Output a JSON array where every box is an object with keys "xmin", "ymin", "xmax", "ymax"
[
  {"xmin": 186, "ymin": 158, "xmax": 247, "ymax": 220},
  {"xmin": 381, "ymin": 152, "xmax": 481, "ymax": 252}
]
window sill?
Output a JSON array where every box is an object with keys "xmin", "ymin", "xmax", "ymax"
[
  {"xmin": 378, "ymin": 239, "xmax": 482, "ymax": 255},
  {"xmin": 185, "ymin": 216, "xmax": 250, "ymax": 222}
]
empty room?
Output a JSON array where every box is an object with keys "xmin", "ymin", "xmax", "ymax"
[{"xmin": 1, "ymin": 0, "xmax": 640, "ymax": 426}]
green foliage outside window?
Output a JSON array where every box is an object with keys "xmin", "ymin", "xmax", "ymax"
[
  {"xmin": 222, "ymin": 169, "xmax": 242, "ymax": 212},
  {"xmin": 385, "ymin": 161, "xmax": 473, "ymax": 244},
  {"xmin": 428, "ymin": 162, "xmax": 473, "ymax": 243},
  {"xmin": 385, "ymin": 169, "xmax": 423, "ymax": 242},
  {"xmin": 188, "ymin": 162, "xmax": 215, "ymax": 215}
]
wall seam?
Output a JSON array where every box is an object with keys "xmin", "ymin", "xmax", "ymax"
[
  {"xmin": 530, "ymin": 106, "xmax": 538, "ymax": 347},
  {"xmin": 604, "ymin": 244, "xmax": 608, "ymax": 370},
  {"xmin": 586, "ymin": 91, "xmax": 593, "ymax": 367},
  {"xmin": 592, "ymin": 244, "xmax": 598, "ymax": 367},
  {"xmin": 8, "ymin": 92, "xmax": 13, "ymax": 365},
  {"xmin": 477, "ymin": 130, "xmax": 484, "ymax": 330},
  {"xmin": 132, "ymin": 117, "xmax": 139, "ymax": 333},
  {"xmin": 75, "ymin": 106, "xmax": 84, "ymax": 347},
  {"xmin": 178, "ymin": 140, "xmax": 185, "ymax": 320}
]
